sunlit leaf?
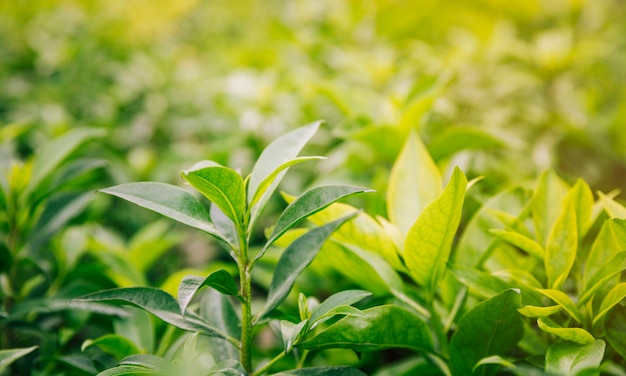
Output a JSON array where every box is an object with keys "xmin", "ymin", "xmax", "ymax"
[
  {"xmin": 387, "ymin": 130, "xmax": 442, "ymax": 237},
  {"xmin": 537, "ymin": 289, "xmax": 584, "ymax": 324},
  {"xmin": 593, "ymin": 282, "xmax": 626, "ymax": 326},
  {"xmin": 531, "ymin": 171, "xmax": 569, "ymax": 246},
  {"xmin": 545, "ymin": 340, "xmax": 605, "ymax": 376},
  {"xmin": 309, "ymin": 290, "xmax": 371, "ymax": 327},
  {"xmin": 537, "ymin": 317, "xmax": 595, "ymax": 344},
  {"xmin": 584, "ymin": 220, "xmax": 625, "ymax": 287},
  {"xmin": 449, "ymin": 289, "xmax": 523, "ymax": 376},
  {"xmin": 489, "ymin": 229, "xmax": 544, "ymax": 259},
  {"xmin": 544, "ymin": 199, "xmax": 577, "ymax": 289},
  {"xmin": 298, "ymin": 305, "xmax": 433, "ymax": 352},
  {"xmin": 579, "ymin": 252, "xmax": 626, "ymax": 306},
  {"xmin": 518, "ymin": 305, "xmax": 562, "ymax": 318},
  {"xmin": 404, "ymin": 167, "xmax": 466, "ymax": 300},
  {"xmin": 598, "ymin": 191, "xmax": 626, "ymax": 218},
  {"xmin": 565, "ymin": 179, "xmax": 594, "ymax": 239}
]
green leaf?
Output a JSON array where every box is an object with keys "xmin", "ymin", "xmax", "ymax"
[
  {"xmin": 584, "ymin": 221, "xmax": 624, "ymax": 287},
  {"xmin": 428, "ymin": 126, "xmax": 508, "ymax": 162},
  {"xmin": 205, "ymin": 359, "xmax": 246, "ymax": 375},
  {"xmin": 257, "ymin": 185, "xmax": 373, "ymax": 262},
  {"xmin": 545, "ymin": 199, "xmax": 577, "ymax": 289},
  {"xmin": 565, "ymin": 179, "xmax": 594, "ymax": 239},
  {"xmin": 100, "ymin": 182, "xmax": 232, "ymax": 247},
  {"xmin": 449, "ymin": 289, "xmax": 524, "ymax": 376},
  {"xmin": 387, "ymin": 130, "xmax": 442, "ymax": 237},
  {"xmin": 81, "ymin": 335, "xmax": 140, "ymax": 361},
  {"xmin": 26, "ymin": 127, "xmax": 105, "ymax": 199},
  {"xmin": 472, "ymin": 355, "xmax": 521, "ymax": 376},
  {"xmin": 598, "ymin": 191, "xmax": 626, "ymax": 218},
  {"xmin": 489, "ymin": 229, "xmax": 545, "ymax": 259},
  {"xmin": 280, "ymin": 319, "xmax": 309, "ymax": 353},
  {"xmin": 272, "ymin": 367, "xmax": 367, "ymax": 376},
  {"xmin": 247, "ymin": 121, "xmax": 321, "ymax": 227},
  {"xmin": 181, "ymin": 161, "xmax": 245, "ymax": 226},
  {"xmin": 518, "ymin": 305, "xmax": 562, "ymax": 318},
  {"xmin": 260, "ymin": 212, "xmax": 357, "ymax": 318},
  {"xmin": 298, "ymin": 305, "xmax": 433, "ymax": 352},
  {"xmin": 605, "ymin": 305, "xmax": 626, "ymax": 359},
  {"xmin": 248, "ymin": 156, "xmax": 326, "ymax": 208},
  {"xmin": 593, "ymin": 282, "xmax": 626, "ymax": 326},
  {"xmin": 97, "ymin": 365, "xmax": 163, "ymax": 376},
  {"xmin": 545, "ymin": 340, "xmax": 605, "ymax": 376},
  {"xmin": 199, "ymin": 290, "xmax": 241, "ymax": 361},
  {"xmin": 74, "ymin": 287, "xmax": 232, "ymax": 341},
  {"xmin": 537, "ymin": 317, "xmax": 595, "ymax": 344},
  {"xmin": 537, "ymin": 289, "xmax": 584, "ymax": 325},
  {"xmin": 210, "ymin": 204, "xmax": 238, "ymax": 248},
  {"xmin": 451, "ymin": 267, "xmax": 514, "ymax": 299},
  {"xmin": 404, "ymin": 167, "xmax": 467, "ymax": 300},
  {"xmin": 118, "ymin": 354, "xmax": 175, "ymax": 373},
  {"xmin": 531, "ymin": 171, "xmax": 569, "ymax": 246},
  {"xmin": 309, "ymin": 290, "xmax": 371, "ymax": 328},
  {"xmin": 178, "ymin": 270, "xmax": 239, "ymax": 315},
  {"xmin": 0, "ymin": 346, "xmax": 37, "ymax": 373},
  {"xmin": 579, "ymin": 252, "xmax": 626, "ymax": 306}
]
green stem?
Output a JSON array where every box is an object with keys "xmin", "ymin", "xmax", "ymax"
[
  {"xmin": 238, "ymin": 229, "xmax": 253, "ymax": 373},
  {"xmin": 251, "ymin": 351, "xmax": 286, "ymax": 376}
]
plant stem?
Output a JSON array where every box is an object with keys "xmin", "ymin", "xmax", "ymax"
[
  {"xmin": 251, "ymin": 350, "xmax": 286, "ymax": 376},
  {"xmin": 238, "ymin": 230, "xmax": 253, "ymax": 373}
]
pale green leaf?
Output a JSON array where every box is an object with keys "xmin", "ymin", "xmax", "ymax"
[
  {"xmin": 428, "ymin": 126, "xmax": 508, "ymax": 162},
  {"xmin": 181, "ymin": 162, "xmax": 245, "ymax": 226},
  {"xmin": 545, "ymin": 340, "xmax": 605, "ymax": 375},
  {"xmin": 537, "ymin": 317, "xmax": 595, "ymax": 344},
  {"xmin": 537, "ymin": 289, "xmax": 584, "ymax": 324},
  {"xmin": 518, "ymin": 305, "xmax": 562, "ymax": 318},
  {"xmin": 404, "ymin": 167, "xmax": 467, "ymax": 300},
  {"xmin": 309, "ymin": 290, "xmax": 371, "ymax": 327},
  {"xmin": 449, "ymin": 289, "xmax": 524, "ymax": 376},
  {"xmin": 531, "ymin": 171, "xmax": 569, "ymax": 246},
  {"xmin": 545, "ymin": 199, "xmax": 577, "ymax": 289},
  {"xmin": 387, "ymin": 130, "xmax": 442, "ymax": 237},
  {"xmin": 579, "ymin": 252, "xmax": 626, "ymax": 306},
  {"xmin": 584, "ymin": 221, "xmax": 625, "ymax": 287},
  {"xmin": 0, "ymin": 346, "xmax": 37, "ymax": 373},
  {"xmin": 298, "ymin": 305, "xmax": 433, "ymax": 352},
  {"xmin": 260, "ymin": 212, "xmax": 357, "ymax": 318},
  {"xmin": 272, "ymin": 367, "xmax": 367, "ymax": 376},
  {"xmin": 489, "ymin": 229, "xmax": 545, "ymax": 259},
  {"xmin": 178, "ymin": 270, "xmax": 239, "ymax": 315},
  {"xmin": 598, "ymin": 192, "xmax": 626, "ymax": 219},
  {"xmin": 99, "ymin": 183, "xmax": 231, "ymax": 247},
  {"xmin": 257, "ymin": 185, "xmax": 373, "ymax": 262},
  {"xmin": 593, "ymin": 282, "xmax": 626, "ymax": 326},
  {"xmin": 565, "ymin": 179, "xmax": 594, "ymax": 239}
]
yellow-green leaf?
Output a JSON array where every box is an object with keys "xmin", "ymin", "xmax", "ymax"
[
  {"xmin": 545, "ymin": 199, "xmax": 577, "ymax": 289},
  {"xmin": 593, "ymin": 282, "xmax": 626, "ymax": 326},
  {"xmin": 518, "ymin": 305, "xmax": 562, "ymax": 318},
  {"xmin": 537, "ymin": 317, "xmax": 595, "ymax": 345},
  {"xmin": 531, "ymin": 171, "xmax": 569, "ymax": 246},
  {"xmin": 489, "ymin": 229, "xmax": 545, "ymax": 259},
  {"xmin": 537, "ymin": 289, "xmax": 584, "ymax": 324}
]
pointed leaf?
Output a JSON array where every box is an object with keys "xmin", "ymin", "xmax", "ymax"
[
  {"xmin": 404, "ymin": 167, "xmax": 467, "ymax": 300},
  {"xmin": 258, "ymin": 185, "xmax": 373, "ymax": 261},
  {"xmin": 545, "ymin": 199, "xmax": 577, "ymax": 289},
  {"xmin": 545, "ymin": 340, "xmax": 605, "ymax": 376},
  {"xmin": 565, "ymin": 179, "xmax": 594, "ymax": 238},
  {"xmin": 199, "ymin": 290, "xmax": 241, "ymax": 361},
  {"xmin": 309, "ymin": 290, "xmax": 371, "ymax": 326},
  {"xmin": 97, "ymin": 365, "xmax": 163, "ymax": 376},
  {"xmin": 584, "ymin": 221, "xmax": 625, "ymax": 287},
  {"xmin": 0, "ymin": 346, "xmax": 37, "ymax": 373},
  {"xmin": 205, "ymin": 359, "xmax": 246, "ymax": 376},
  {"xmin": 280, "ymin": 319, "xmax": 309, "ymax": 353},
  {"xmin": 387, "ymin": 130, "xmax": 442, "ymax": 237},
  {"xmin": 178, "ymin": 270, "xmax": 239, "ymax": 315},
  {"xmin": 210, "ymin": 204, "xmax": 238, "ymax": 247},
  {"xmin": 181, "ymin": 162, "xmax": 245, "ymax": 226},
  {"xmin": 489, "ymin": 229, "xmax": 544, "ymax": 259},
  {"xmin": 272, "ymin": 367, "xmax": 367, "ymax": 376},
  {"xmin": 248, "ymin": 121, "xmax": 321, "ymax": 225},
  {"xmin": 531, "ymin": 171, "xmax": 569, "ymax": 246},
  {"xmin": 298, "ymin": 305, "xmax": 433, "ymax": 352},
  {"xmin": 580, "ymin": 252, "xmax": 626, "ymax": 305},
  {"xmin": 605, "ymin": 304, "xmax": 626, "ymax": 358},
  {"xmin": 537, "ymin": 317, "xmax": 595, "ymax": 344},
  {"xmin": 593, "ymin": 282, "xmax": 626, "ymax": 326},
  {"xmin": 537, "ymin": 289, "xmax": 584, "ymax": 324},
  {"xmin": 518, "ymin": 305, "xmax": 562, "ymax": 318},
  {"xmin": 81, "ymin": 335, "xmax": 140, "ymax": 361},
  {"xmin": 74, "ymin": 287, "xmax": 231, "ymax": 340},
  {"xmin": 598, "ymin": 191, "xmax": 626, "ymax": 218},
  {"xmin": 100, "ymin": 182, "xmax": 232, "ymax": 247},
  {"xmin": 260, "ymin": 212, "xmax": 357, "ymax": 318}
]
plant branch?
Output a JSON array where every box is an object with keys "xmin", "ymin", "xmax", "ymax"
[{"xmin": 251, "ymin": 350, "xmax": 286, "ymax": 376}]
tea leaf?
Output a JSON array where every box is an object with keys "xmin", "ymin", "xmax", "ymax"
[
  {"xmin": 545, "ymin": 199, "xmax": 577, "ymax": 289},
  {"xmin": 260, "ymin": 212, "xmax": 357, "ymax": 318},
  {"xmin": 81, "ymin": 335, "xmax": 140, "ymax": 361},
  {"xmin": 565, "ymin": 179, "xmax": 594, "ymax": 239},
  {"xmin": 428, "ymin": 126, "xmax": 507, "ymax": 162},
  {"xmin": 579, "ymin": 252, "xmax": 626, "ymax": 305},
  {"xmin": 199, "ymin": 290, "xmax": 241, "ymax": 361},
  {"xmin": 272, "ymin": 367, "xmax": 367, "ymax": 376},
  {"xmin": 298, "ymin": 305, "xmax": 433, "ymax": 352},
  {"xmin": 100, "ymin": 182, "xmax": 232, "ymax": 247},
  {"xmin": 545, "ymin": 340, "xmax": 605, "ymax": 375},
  {"xmin": 404, "ymin": 167, "xmax": 467, "ymax": 300},
  {"xmin": 210, "ymin": 204, "xmax": 238, "ymax": 247},
  {"xmin": 451, "ymin": 267, "xmax": 512, "ymax": 299},
  {"xmin": 387, "ymin": 130, "xmax": 442, "ymax": 237},
  {"xmin": 178, "ymin": 270, "xmax": 239, "ymax": 315},
  {"xmin": 605, "ymin": 305, "xmax": 626, "ymax": 358},
  {"xmin": 531, "ymin": 171, "xmax": 569, "ymax": 246},
  {"xmin": 537, "ymin": 289, "xmax": 584, "ymax": 324},
  {"xmin": 598, "ymin": 191, "xmax": 626, "ymax": 218},
  {"xmin": 0, "ymin": 346, "xmax": 37, "ymax": 373},
  {"xmin": 181, "ymin": 162, "xmax": 245, "ymax": 226},
  {"xmin": 489, "ymin": 229, "xmax": 545, "ymax": 259},
  {"xmin": 247, "ymin": 121, "xmax": 321, "ymax": 227},
  {"xmin": 584, "ymin": 221, "xmax": 624, "ymax": 287},
  {"xmin": 449, "ymin": 289, "xmax": 523, "ymax": 376},
  {"xmin": 593, "ymin": 282, "xmax": 626, "ymax": 326},
  {"xmin": 258, "ymin": 185, "xmax": 373, "ymax": 262},
  {"xmin": 518, "ymin": 305, "xmax": 562, "ymax": 318},
  {"xmin": 205, "ymin": 359, "xmax": 246, "ymax": 376},
  {"xmin": 98, "ymin": 365, "xmax": 164, "ymax": 375},
  {"xmin": 309, "ymin": 290, "xmax": 371, "ymax": 327},
  {"xmin": 74, "ymin": 287, "xmax": 233, "ymax": 341},
  {"xmin": 537, "ymin": 317, "xmax": 595, "ymax": 344}
]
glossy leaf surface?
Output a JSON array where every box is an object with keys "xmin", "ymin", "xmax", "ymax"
[
  {"xmin": 178, "ymin": 270, "xmax": 239, "ymax": 315},
  {"xmin": 545, "ymin": 340, "xmax": 605, "ymax": 376}
]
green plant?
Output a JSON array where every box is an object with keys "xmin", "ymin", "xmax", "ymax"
[{"xmin": 74, "ymin": 122, "xmax": 390, "ymax": 375}]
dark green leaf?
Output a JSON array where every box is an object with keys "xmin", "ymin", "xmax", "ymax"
[
  {"xmin": 99, "ymin": 182, "xmax": 232, "ymax": 247},
  {"xmin": 298, "ymin": 305, "xmax": 433, "ymax": 352},
  {"xmin": 258, "ymin": 185, "xmax": 373, "ymax": 262},
  {"xmin": 449, "ymin": 289, "xmax": 523, "ymax": 376},
  {"xmin": 0, "ymin": 346, "xmax": 37, "ymax": 373},
  {"xmin": 260, "ymin": 212, "xmax": 357, "ymax": 318},
  {"xmin": 178, "ymin": 270, "xmax": 239, "ymax": 315},
  {"xmin": 81, "ymin": 334, "xmax": 140, "ymax": 361},
  {"xmin": 98, "ymin": 365, "xmax": 163, "ymax": 376},
  {"xmin": 180, "ymin": 161, "xmax": 245, "ymax": 226}
]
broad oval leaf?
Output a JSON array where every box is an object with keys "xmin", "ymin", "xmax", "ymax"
[
  {"xmin": 181, "ymin": 162, "xmax": 245, "ymax": 226},
  {"xmin": 247, "ymin": 121, "xmax": 321, "ymax": 226},
  {"xmin": 404, "ymin": 167, "xmax": 467, "ymax": 301},
  {"xmin": 298, "ymin": 305, "xmax": 433, "ymax": 352},
  {"xmin": 537, "ymin": 289, "xmax": 584, "ymax": 325},
  {"xmin": 536, "ymin": 317, "xmax": 595, "ymax": 344},
  {"xmin": 545, "ymin": 340, "xmax": 605, "ymax": 376},
  {"xmin": 593, "ymin": 282, "xmax": 626, "ymax": 326},
  {"xmin": 449, "ymin": 289, "xmax": 523, "ymax": 376},
  {"xmin": 99, "ymin": 182, "xmax": 232, "ymax": 247},
  {"xmin": 545, "ymin": 199, "xmax": 577, "ymax": 289},
  {"xmin": 74, "ymin": 287, "xmax": 232, "ymax": 341},
  {"xmin": 259, "ymin": 212, "xmax": 357, "ymax": 319},
  {"xmin": 258, "ymin": 185, "xmax": 374, "ymax": 262},
  {"xmin": 584, "ymin": 221, "xmax": 624, "ymax": 287},
  {"xmin": 387, "ymin": 130, "xmax": 442, "ymax": 238},
  {"xmin": 178, "ymin": 270, "xmax": 239, "ymax": 315}
]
